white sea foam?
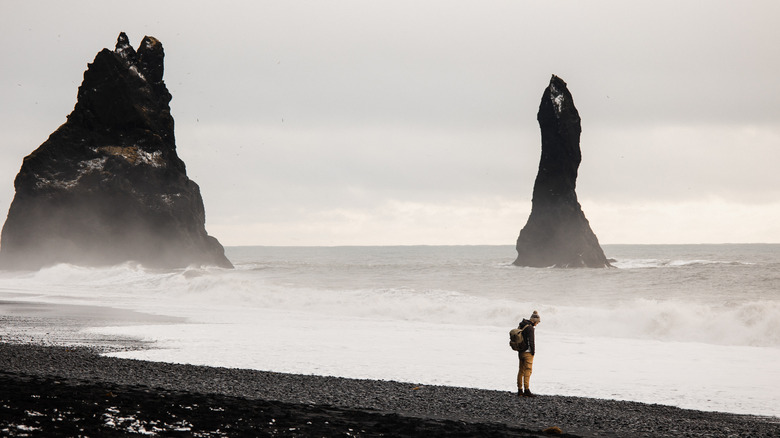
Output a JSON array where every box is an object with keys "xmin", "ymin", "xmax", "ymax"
[
  {"xmin": 612, "ymin": 258, "xmax": 752, "ymax": 269},
  {"xmin": 6, "ymin": 253, "xmax": 780, "ymax": 349},
  {"xmin": 89, "ymin": 310, "xmax": 780, "ymax": 418}
]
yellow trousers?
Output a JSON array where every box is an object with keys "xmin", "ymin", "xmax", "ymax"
[{"xmin": 517, "ymin": 352, "xmax": 534, "ymax": 391}]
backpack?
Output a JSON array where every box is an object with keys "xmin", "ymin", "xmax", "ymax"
[{"xmin": 509, "ymin": 323, "xmax": 529, "ymax": 351}]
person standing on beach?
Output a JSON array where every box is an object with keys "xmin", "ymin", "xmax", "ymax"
[{"xmin": 517, "ymin": 310, "xmax": 541, "ymax": 397}]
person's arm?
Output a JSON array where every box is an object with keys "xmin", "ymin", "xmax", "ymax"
[{"xmin": 525, "ymin": 325, "xmax": 535, "ymax": 355}]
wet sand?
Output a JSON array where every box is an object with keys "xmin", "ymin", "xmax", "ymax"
[
  {"xmin": 0, "ymin": 299, "xmax": 181, "ymax": 351},
  {"xmin": 1, "ymin": 301, "xmax": 778, "ymax": 437}
]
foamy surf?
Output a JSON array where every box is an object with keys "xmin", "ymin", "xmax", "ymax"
[{"xmin": 89, "ymin": 309, "xmax": 780, "ymax": 418}]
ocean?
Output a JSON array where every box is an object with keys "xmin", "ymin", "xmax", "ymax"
[{"xmin": 1, "ymin": 244, "xmax": 779, "ymax": 418}]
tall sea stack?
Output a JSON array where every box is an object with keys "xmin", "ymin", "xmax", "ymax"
[
  {"xmin": 513, "ymin": 75, "xmax": 610, "ymax": 268},
  {"xmin": 0, "ymin": 33, "xmax": 232, "ymax": 269}
]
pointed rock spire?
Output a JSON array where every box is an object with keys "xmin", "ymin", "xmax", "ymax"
[
  {"xmin": 114, "ymin": 31, "xmax": 136, "ymax": 63},
  {"xmin": 513, "ymin": 75, "xmax": 610, "ymax": 268},
  {"xmin": 137, "ymin": 36, "xmax": 164, "ymax": 84}
]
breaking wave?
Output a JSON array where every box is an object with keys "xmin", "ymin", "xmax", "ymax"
[
  {"xmin": 612, "ymin": 258, "xmax": 752, "ymax": 269},
  {"xmin": 4, "ymin": 256, "xmax": 778, "ymax": 348}
]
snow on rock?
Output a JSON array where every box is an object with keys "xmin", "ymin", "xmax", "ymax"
[
  {"xmin": 549, "ymin": 80, "xmax": 565, "ymax": 116},
  {"xmin": 97, "ymin": 146, "xmax": 163, "ymax": 167}
]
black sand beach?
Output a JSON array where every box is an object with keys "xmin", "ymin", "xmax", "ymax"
[{"xmin": 1, "ymin": 303, "xmax": 779, "ymax": 437}]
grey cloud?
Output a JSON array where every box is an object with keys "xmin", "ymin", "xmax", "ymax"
[{"xmin": 2, "ymin": 1, "xmax": 780, "ymax": 244}]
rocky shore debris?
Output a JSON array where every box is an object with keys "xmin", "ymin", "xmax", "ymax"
[
  {"xmin": 514, "ymin": 75, "xmax": 611, "ymax": 268},
  {"xmin": 0, "ymin": 373, "xmax": 552, "ymax": 437},
  {"xmin": 0, "ymin": 32, "xmax": 231, "ymax": 269},
  {"xmin": 2, "ymin": 343, "xmax": 778, "ymax": 437}
]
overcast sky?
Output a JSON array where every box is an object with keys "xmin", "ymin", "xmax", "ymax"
[{"xmin": 1, "ymin": 1, "xmax": 779, "ymax": 246}]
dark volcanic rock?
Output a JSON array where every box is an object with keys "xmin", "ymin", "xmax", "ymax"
[
  {"xmin": 514, "ymin": 75, "xmax": 610, "ymax": 268},
  {"xmin": 0, "ymin": 33, "xmax": 232, "ymax": 269},
  {"xmin": 3, "ymin": 344, "xmax": 779, "ymax": 438}
]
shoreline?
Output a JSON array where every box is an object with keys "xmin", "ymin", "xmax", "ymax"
[
  {"xmin": 0, "ymin": 299, "xmax": 182, "ymax": 352},
  {"xmin": 1, "ymin": 299, "xmax": 779, "ymax": 436},
  {"xmin": 1, "ymin": 343, "xmax": 778, "ymax": 437}
]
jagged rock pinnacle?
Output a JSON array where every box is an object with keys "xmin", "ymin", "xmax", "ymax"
[
  {"xmin": 137, "ymin": 36, "xmax": 164, "ymax": 85},
  {"xmin": 0, "ymin": 33, "xmax": 232, "ymax": 270},
  {"xmin": 114, "ymin": 32, "xmax": 136, "ymax": 62},
  {"xmin": 513, "ymin": 75, "xmax": 610, "ymax": 268}
]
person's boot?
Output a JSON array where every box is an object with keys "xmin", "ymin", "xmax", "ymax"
[
  {"xmin": 517, "ymin": 388, "xmax": 524, "ymax": 397},
  {"xmin": 524, "ymin": 389, "xmax": 536, "ymax": 397}
]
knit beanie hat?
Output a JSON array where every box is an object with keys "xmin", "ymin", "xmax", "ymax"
[{"xmin": 529, "ymin": 310, "xmax": 541, "ymax": 324}]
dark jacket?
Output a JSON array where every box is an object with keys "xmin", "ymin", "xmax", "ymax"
[{"xmin": 518, "ymin": 319, "xmax": 535, "ymax": 355}]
